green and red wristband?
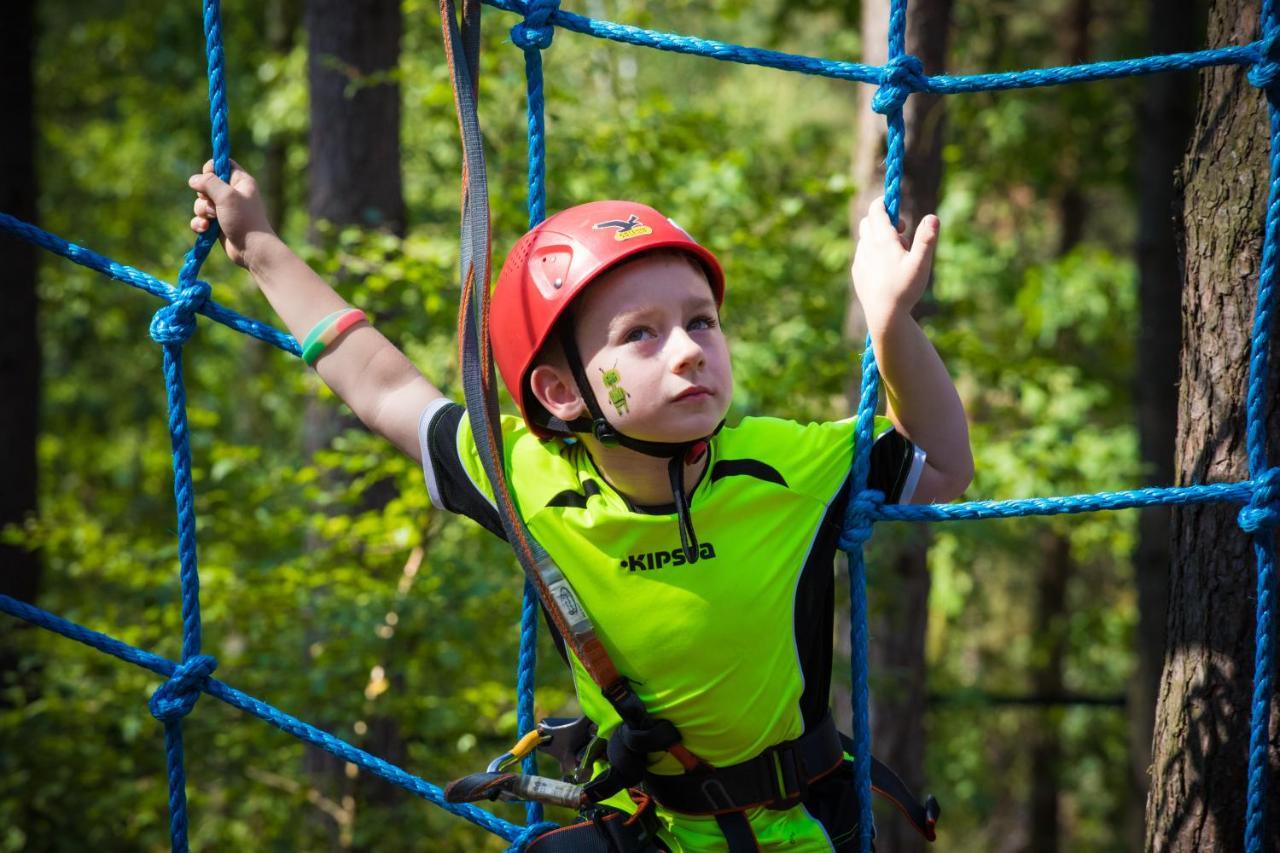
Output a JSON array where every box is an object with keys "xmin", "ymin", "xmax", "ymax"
[{"xmin": 300, "ymin": 308, "xmax": 366, "ymax": 366}]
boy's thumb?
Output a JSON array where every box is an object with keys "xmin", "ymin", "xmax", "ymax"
[{"xmin": 189, "ymin": 171, "xmax": 233, "ymax": 204}]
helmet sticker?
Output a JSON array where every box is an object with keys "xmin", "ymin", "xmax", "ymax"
[{"xmin": 593, "ymin": 214, "xmax": 653, "ymax": 241}]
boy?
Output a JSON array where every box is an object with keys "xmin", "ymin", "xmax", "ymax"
[{"xmin": 189, "ymin": 161, "xmax": 972, "ymax": 851}]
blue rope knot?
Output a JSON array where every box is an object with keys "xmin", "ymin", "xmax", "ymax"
[
  {"xmin": 872, "ymin": 54, "xmax": 926, "ymax": 115},
  {"xmin": 149, "ymin": 280, "xmax": 212, "ymax": 345},
  {"xmin": 149, "ymin": 654, "xmax": 218, "ymax": 722},
  {"xmin": 1249, "ymin": 31, "xmax": 1280, "ymax": 90},
  {"xmin": 511, "ymin": 0, "xmax": 560, "ymax": 51},
  {"xmin": 1239, "ymin": 467, "xmax": 1280, "ymax": 533},
  {"xmin": 840, "ymin": 489, "xmax": 886, "ymax": 551},
  {"xmin": 504, "ymin": 821, "xmax": 560, "ymax": 852}
]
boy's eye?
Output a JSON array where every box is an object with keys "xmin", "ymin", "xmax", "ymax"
[
  {"xmin": 688, "ymin": 315, "xmax": 717, "ymax": 331},
  {"xmin": 623, "ymin": 327, "xmax": 653, "ymax": 343}
]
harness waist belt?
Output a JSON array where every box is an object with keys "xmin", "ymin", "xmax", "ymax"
[{"xmin": 642, "ymin": 714, "xmax": 843, "ymax": 815}]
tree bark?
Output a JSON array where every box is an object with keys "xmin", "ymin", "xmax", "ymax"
[
  {"xmin": 845, "ymin": 3, "xmax": 952, "ymax": 851},
  {"xmin": 306, "ymin": 0, "xmax": 404, "ymax": 234},
  {"xmin": 1029, "ymin": 533, "xmax": 1072, "ymax": 853},
  {"xmin": 1130, "ymin": 0, "xmax": 1198, "ymax": 846},
  {"xmin": 303, "ymin": 0, "xmax": 406, "ymax": 843},
  {"xmin": 1146, "ymin": 0, "xmax": 1280, "ymax": 848},
  {"xmin": 0, "ymin": 0, "xmax": 41, "ymax": 695}
]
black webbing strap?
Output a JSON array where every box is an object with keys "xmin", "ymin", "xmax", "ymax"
[
  {"xmin": 712, "ymin": 812, "xmax": 761, "ymax": 853},
  {"xmin": 441, "ymin": 0, "xmax": 616, "ymax": 699},
  {"xmin": 642, "ymin": 713, "xmax": 843, "ymax": 815},
  {"xmin": 525, "ymin": 793, "xmax": 665, "ymax": 853},
  {"xmin": 869, "ymin": 756, "xmax": 940, "ymax": 842},
  {"xmin": 839, "ymin": 734, "xmax": 940, "ymax": 843},
  {"xmin": 438, "ymin": 0, "xmax": 704, "ymax": 785}
]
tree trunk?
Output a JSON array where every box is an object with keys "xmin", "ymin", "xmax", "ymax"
[
  {"xmin": 1146, "ymin": 0, "xmax": 1280, "ymax": 849},
  {"xmin": 1029, "ymin": 533, "xmax": 1072, "ymax": 853},
  {"xmin": 845, "ymin": 3, "xmax": 952, "ymax": 851},
  {"xmin": 0, "ymin": 0, "xmax": 41, "ymax": 697},
  {"xmin": 1130, "ymin": 0, "xmax": 1198, "ymax": 846},
  {"xmin": 303, "ymin": 0, "xmax": 405, "ymax": 844},
  {"xmin": 306, "ymin": 0, "xmax": 404, "ymax": 234}
]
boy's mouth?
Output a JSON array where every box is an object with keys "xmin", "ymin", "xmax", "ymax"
[{"xmin": 673, "ymin": 385, "xmax": 713, "ymax": 402}]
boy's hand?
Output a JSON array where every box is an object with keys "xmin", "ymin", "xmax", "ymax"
[
  {"xmin": 188, "ymin": 160, "xmax": 276, "ymax": 269},
  {"xmin": 851, "ymin": 197, "xmax": 940, "ymax": 332}
]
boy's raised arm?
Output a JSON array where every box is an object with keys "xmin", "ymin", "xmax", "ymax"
[
  {"xmin": 851, "ymin": 198, "xmax": 974, "ymax": 504},
  {"xmin": 189, "ymin": 161, "xmax": 442, "ymax": 463}
]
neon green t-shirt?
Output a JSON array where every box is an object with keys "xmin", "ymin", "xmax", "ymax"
[{"xmin": 419, "ymin": 400, "xmax": 921, "ymax": 851}]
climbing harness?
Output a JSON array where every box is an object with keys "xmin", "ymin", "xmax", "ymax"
[{"xmin": 449, "ymin": 712, "xmax": 940, "ymax": 845}]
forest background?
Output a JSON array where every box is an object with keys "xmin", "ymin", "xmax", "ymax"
[{"xmin": 0, "ymin": 0, "xmax": 1233, "ymax": 850}]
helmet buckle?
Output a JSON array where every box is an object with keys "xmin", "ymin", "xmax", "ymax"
[{"xmin": 592, "ymin": 419, "xmax": 620, "ymax": 446}]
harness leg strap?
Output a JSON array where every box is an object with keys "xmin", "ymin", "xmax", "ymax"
[{"xmin": 713, "ymin": 812, "xmax": 761, "ymax": 853}]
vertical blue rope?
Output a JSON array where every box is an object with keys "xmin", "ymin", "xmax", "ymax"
[
  {"xmin": 512, "ymin": 0, "xmax": 560, "ymax": 228},
  {"xmin": 512, "ymin": 0, "xmax": 561, "ymax": 830},
  {"xmin": 523, "ymin": 44, "xmax": 549, "ymax": 228},
  {"xmin": 881, "ymin": 0, "xmax": 910, "ymax": 225},
  {"xmin": 840, "ymin": 3, "xmax": 914, "ymax": 851},
  {"xmin": 144, "ymin": 2, "xmax": 233, "ymax": 849},
  {"xmin": 516, "ymin": 580, "xmax": 544, "ymax": 825},
  {"xmin": 845, "ymin": 342, "xmax": 881, "ymax": 853},
  {"xmin": 1243, "ymin": 4, "xmax": 1280, "ymax": 850}
]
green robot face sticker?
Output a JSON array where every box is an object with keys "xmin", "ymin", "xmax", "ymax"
[{"xmin": 600, "ymin": 364, "xmax": 631, "ymax": 415}]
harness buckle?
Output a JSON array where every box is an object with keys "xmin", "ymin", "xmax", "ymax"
[
  {"xmin": 768, "ymin": 743, "xmax": 806, "ymax": 807},
  {"xmin": 698, "ymin": 777, "xmax": 737, "ymax": 812}
]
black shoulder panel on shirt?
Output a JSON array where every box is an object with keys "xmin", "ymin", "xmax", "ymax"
[
  {"xmin": 867, "ymin": 429, "xmax": 915, "ymax": 504},
  {"xmin": 427, "ymin": 403, "xmax": 507, "ymax": 540},
  {"xmin": 710, "ymin": 458, "xmax": 788, "ymax": 488}
]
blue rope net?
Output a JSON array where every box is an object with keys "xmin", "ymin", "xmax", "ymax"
[{"xmin": 0, "ymin": 0, "xmax": 1276, "ymax": 850}]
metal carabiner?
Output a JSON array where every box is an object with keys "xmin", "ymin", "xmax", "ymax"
[{"xmin": 485, "ymin": 729, "xmax": 551, "ymax": 774}]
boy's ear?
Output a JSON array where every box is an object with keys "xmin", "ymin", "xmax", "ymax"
[{"xmin": 528, "ymin": 363, "xmax": 586, "ymax": 423}]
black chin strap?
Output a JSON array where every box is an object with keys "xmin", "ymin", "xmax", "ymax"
[{"xmin": 553, "ymin": 323, "xmax": 717, "ymax": 563}]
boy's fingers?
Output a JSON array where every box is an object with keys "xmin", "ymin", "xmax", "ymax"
[
  {"xmin": 908, "ymin": 214, "xmax": 940, "ymax": 267},
  {"xmin": 190, "ymin": 216, "xmax": 208, "ymax": 233},
  {"xmin": 865, "ymin": 196, "xmax": 897, "ymax": 240},
  {"xmin": 189, "ymin": 171, "xmax": 234, "ymax": 204},
  {"xmin": 202, "ymin": 157, "xmax": 253, "ymax": 188},
  {"xmin": 193, "ymin": 198, "xmax": 217, "ymax": 219}
]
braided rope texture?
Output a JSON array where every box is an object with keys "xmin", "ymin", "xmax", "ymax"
[{"xmin": 0, "ymin": 0, "xmax": 1275, "ymax": 849}]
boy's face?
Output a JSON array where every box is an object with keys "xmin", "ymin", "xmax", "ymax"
[{"xmin": 570, "ymin": 252, "xmax": 732, "ymax": 444}]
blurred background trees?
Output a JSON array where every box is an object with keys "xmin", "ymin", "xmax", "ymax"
[{"xmin": 1, "ymin": 0, "xmax": 1273, "ymax": 850}]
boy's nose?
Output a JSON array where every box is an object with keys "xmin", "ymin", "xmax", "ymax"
[{"xmin": 668, "ymin": 327, "xmax": 706, "ymax": 373}]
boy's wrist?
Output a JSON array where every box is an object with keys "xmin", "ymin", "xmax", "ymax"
[
  {"xmin": 242, "ymin": 229, "xmax": 285, "ymax": 276},
  {"xmin": 864, "ymin": 303, "xmax": 914, "ymax": 339}
]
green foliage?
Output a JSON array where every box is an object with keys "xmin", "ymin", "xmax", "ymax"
[{"xmin": 4, "ymin": 0, "xmax": 1157, "ymax": 849}]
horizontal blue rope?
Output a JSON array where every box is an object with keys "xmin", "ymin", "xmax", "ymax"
[
  {"xmin": 877, "ymin": 480, "xmax": 1256, "ymax": 523},
  {"xmin": 0, "ymin": 593, "xmax": 529, "ymax": 843},
  {"xmin": 0, "ymin": 212, "xmax": 297, "ymax": 356},
  {"xmin": 484, "ymin": 0, "xmax": 881, "ymax": 82},
  {"xmin": 482, "ymin": 0, "xmax": 1261, "ymax": 92},
  {"xmin": 927, "ymin": 44, "xmax": 1262, "ymax": 94}
]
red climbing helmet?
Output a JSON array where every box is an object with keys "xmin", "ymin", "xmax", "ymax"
[{"xmin": 491, "ymin": 200, "xmax": 725, "ymax": 437}]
